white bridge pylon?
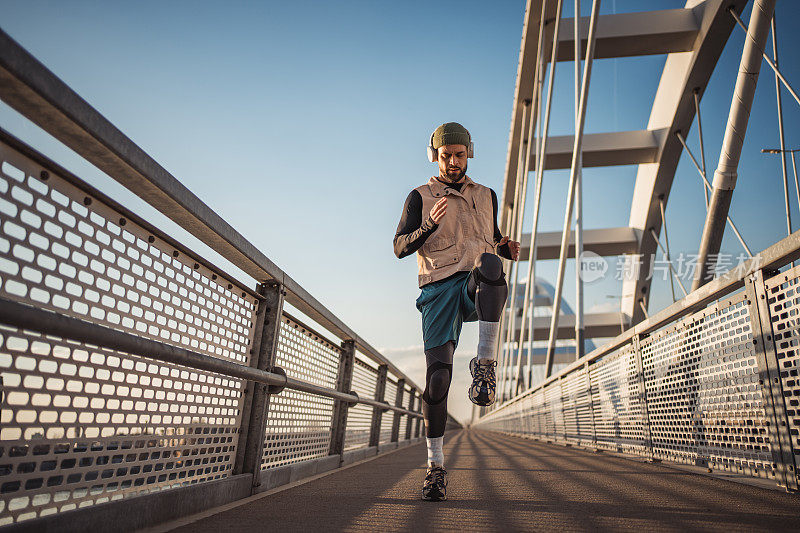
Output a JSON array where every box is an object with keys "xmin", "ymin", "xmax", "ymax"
[{"xmin": 497, "ymin": 0, "xmax": 749, "ymax": 396}]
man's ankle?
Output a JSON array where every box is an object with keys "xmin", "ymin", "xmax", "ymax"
[{"xmin": 476, "ymin": 321, "xmax": 500, "ymax": 361}]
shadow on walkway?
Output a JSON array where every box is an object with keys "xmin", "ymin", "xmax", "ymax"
[{"xmin": 167, "ymin": 430, "xmax": 800, "ymax": 532}]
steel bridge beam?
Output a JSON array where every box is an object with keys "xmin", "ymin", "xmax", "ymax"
[
  {"xmin": 530, "ymin": 129, "xmax": 665, "ymax": 170},
  {"xmin": 500, "ymin": 348, "xmax": 590, "ymax": 366},
  {"xmin": 518, "ymin": 226, "xmax": 641, "ymax": 260},
  {"xmin": 513, "ymin": 312, "xmax": 629, "ymax": 340},
  {"xmin": 556, "ymin": 8, "xmax": 700, "ymax": 61}
]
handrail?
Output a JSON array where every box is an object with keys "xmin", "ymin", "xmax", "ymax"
[
  {"xmin": 0, "ymin": 27, "xmax": 416, "ymax": 390},
  {"xmin": 0, "ymin": 297, "xmax": 422, "ymax": 418},
  {"xmin": 483, "ymin": 227, "xmax": 800, "ymax": 417}
]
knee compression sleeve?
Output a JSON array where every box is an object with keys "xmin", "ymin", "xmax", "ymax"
[
  {"xmin": 422, "ymin": 361, "xmax": 453, "ymax": 405},
  {"xmin": 422, "ymin": 342, "xmax": 454, "ymax": 438},
  {"xmin": 474, "ymin": 252, "xmax": 505, "ymax": 285},
  {"xmin": 472, "ymin": 254, "xmax": 508, "ymax": 322}
]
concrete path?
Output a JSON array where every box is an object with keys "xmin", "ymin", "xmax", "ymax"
[{"xmin": 167, "ymin": 430, "xmax": 800, "ymax": 532}]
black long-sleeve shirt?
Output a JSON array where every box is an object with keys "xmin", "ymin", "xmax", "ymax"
[{"xmin": 393, "ymin": 180, "xmax": 512, "ymax": 260}]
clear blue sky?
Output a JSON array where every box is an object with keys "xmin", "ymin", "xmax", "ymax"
[{"xmin": 2, "ymin": 0, "xmax": 799, "ymax": 423}]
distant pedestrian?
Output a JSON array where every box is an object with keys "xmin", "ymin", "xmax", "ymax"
[{"xmin": 393, "ymin": 122, "xmax": 520, "ymax": 501}]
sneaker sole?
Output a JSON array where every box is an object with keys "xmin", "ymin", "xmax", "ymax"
[
  {"xmin": 468, "ymin": 399, "xmax": 494, "ymax": 407},
  {"xmin": 468, "ymin": 357, "xmax": 495, "ymax": 406}
]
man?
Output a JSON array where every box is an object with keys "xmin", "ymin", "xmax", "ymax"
[{"xmin": 393, "ymin": 122, "xmax": 520, "ymax": 501}]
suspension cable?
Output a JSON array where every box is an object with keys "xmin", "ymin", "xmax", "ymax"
[
  {"xmin": 770, "ymin": 16, "xmax": 792, "ymax": 237},
  {"xmin": 526, "ymin": 75, "xmax": 546, "ymax": 392},
  {"xmin": 639, "ymin": 299, "xmax": 649, "ymax": 319},
  {"xmin": 505, "ymin": 101, "xmax": 536, "ymax": 399},
  {"xmin": 793, "ymin": 151, "xmax": 800, "ymax": 216},
  {"xmin": 498, "ymin": 100, "xmax": 530, "ymax": 401},
  {"xmin": 675, "ymin": 131, "xmax": 753, "ymax": 257},
  {"xmin": 657, "ymin": 198, "xmax": 676, "ymax": 302},
  {"xmin": 729, "ymin": 7, "xmax": 800, "ymax": 108},
  {"xmin": 544, "ymin": 0, "xmax": 601, "ymax": 378},
  {"xmin": 574, "ymin": 0, "xmax": 585, "ymax": 365},
  {"xmin": 693, "ymin": 89, "xmax": 709, "ymax": 209},
  {"xmin": 498, "ymin": 3, "xmax": 553, "ymax": 404},
  {"xmin": 504, "ymin": 0, "xmax": 566, "ymax": 396},
  {"xmin": 648, "ymin": 227, "xmax": 688, "ymax": 298}
]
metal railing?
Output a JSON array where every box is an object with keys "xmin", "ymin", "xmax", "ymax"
[
  {"xmin": 0, "ymin": 30, "xmax": 455, "ymax": 529},
  {"xmin": 475, "ymin": 228, "xmax": 800, "ymax": 492}
]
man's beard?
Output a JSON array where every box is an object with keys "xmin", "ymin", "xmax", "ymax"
[{"xmin": 442, "ymin": 163, "xmax": 467, "ymax": 182}]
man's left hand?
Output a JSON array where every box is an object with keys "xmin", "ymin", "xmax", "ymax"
[{"xmin": 498, "ymin": 236, "xmax": 521, "ymax": 261}]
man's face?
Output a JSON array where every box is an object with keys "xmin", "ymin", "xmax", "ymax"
[{"xmin": 437, "ymin": 144, "xmax": 468, "ymax": 182}]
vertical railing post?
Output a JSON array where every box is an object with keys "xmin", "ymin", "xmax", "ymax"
[
  {"xmin": 585, "ymin": 361, "xmax": 596, "ymax": 446},
  {"xmin": 329, "ymin": 339, "xmax": 356, "ymax": 458},
  {"xmin": 415, "ymin": 392, "xmax": 423, "ymax": 438},
  {"xmin": 745, "ymin": 270, "xmax": 798, "ymax": 490},
  {"xmin": 233, "ymin": 281, "xmax": 285, "ymax": 491},
  {"xmin": 405, "ymin": 390, "xmax": 416, "ymax": 441},
  {"xmin": 559, "ymin": 375, "xmax": 567, "ymax": 443},
  {"xmin": 391, "ymin": 379, "xmax": 406, "ymax": 443},
  {"xmin": 369, "ymin": 364, "xmax": 388, "ymax": 447},
  {"xmin": 632, "ymin": 335, "xmax": 654, "ymax": 460}
]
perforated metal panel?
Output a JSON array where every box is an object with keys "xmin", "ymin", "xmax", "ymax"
[
  {"xmin": 260, "ymin": 315, "xmax": 339, "ymax": 469},
  {"xmin": 380, "ymin": 380, "xmax": 398, "ymax": 444},
  {"xmin": 492, "ymin": 393, "xmax": 531, "ymax": 436},
  {"xmin": 561, "ymin": 368, "xmax": 593, "ymax": 445},
  {"xmin": 529, "ymin": 389, "xmax": 545, "ymax": 437},
  {"xmin": 479, "ymin": 386, "xmax": 543, "ymax": 438},
  {"xmin": 640, "ymin": 292, "xmax": 773, "ymax": 475},
  {"xmin": 479, "ymin": 290, "xmax": 777, "ymax": 480},
  {"xmin": 588, "ymin": 344, "xmax": 647, "ymax": 455},
  {"xmin": 544, "ymin": 381, "xmax": 563, "ymax": 439},
  {"xmin": 481, "ymin": 343, "xmax": 645, "ymax": 453},
  {"xmin": 0, "ymin": 326, "xmax": 243, "ymax": 526},
  {"xmin": 344, "ymin": 355, "xmax": 378, "ymax": 451},
  {"xmin": 0, "ymin": 146, "xmax": 259, "ymax": 366},
  {"xmin": 0, "ymin": 138, "xmax": 253, "ymax": 525},
  {"xmin": 513, "ymin": 391, "xmax": 534, "ymax": 437},
  {"xmin": 765, "ymin": 265, "xmax": 800, "ymax": 479},
  {"xmin": 398, "ymin": 385, "xmax": 412, "ymax": 440}
]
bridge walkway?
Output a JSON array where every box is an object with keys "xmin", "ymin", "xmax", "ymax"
[{"xmin": 156, "ymin": 430, "xmax": 800, "ymax": 532}]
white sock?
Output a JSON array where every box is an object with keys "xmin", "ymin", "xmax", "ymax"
[
  {"xmin": 426, "ymin": 436, "xmax": 444, "ymax": 467},
  {"xmin": 477, "ymin": 320, "xmax": 500, "ymax": 362}
]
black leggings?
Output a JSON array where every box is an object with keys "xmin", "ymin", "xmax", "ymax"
[{"xmin": 423, "ymin": 253, "xmax": 508, "ymax": 438}]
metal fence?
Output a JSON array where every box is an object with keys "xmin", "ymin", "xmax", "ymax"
[
  {"xmin": 0, "ymin": 30, "xmax": 449, "ymax": 530},
  {"xmin": 475, "ymin": 232, "xmax": 800, "ymax": 492}
]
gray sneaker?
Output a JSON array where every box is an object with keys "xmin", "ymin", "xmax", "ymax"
[{"xmin": 468, "ymin": 357, "xmax": 497, "ymax": 406}]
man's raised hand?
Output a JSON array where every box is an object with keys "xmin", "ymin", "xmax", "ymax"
[{"xmin": 429, "ymin": 197, "xmax": 447, "ymax": 224}]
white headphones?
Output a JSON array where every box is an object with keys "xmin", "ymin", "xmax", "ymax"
[{"xmin": 427, "ymin": 129, "xmax": 475, "ymax": 163}]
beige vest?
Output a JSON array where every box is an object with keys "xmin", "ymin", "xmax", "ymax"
[{"xmin": 415, "ymin": 176, "xmax": 496, "ymax": 287}]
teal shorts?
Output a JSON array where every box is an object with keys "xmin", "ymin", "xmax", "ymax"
[{"xmin": 416, "ymin": 271, "xmax": 477, "ymax": 351}]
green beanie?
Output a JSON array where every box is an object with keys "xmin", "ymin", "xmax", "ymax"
[{"xmin": 431, "ymin": 122, "xmax": 471, "ymax": 149}]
